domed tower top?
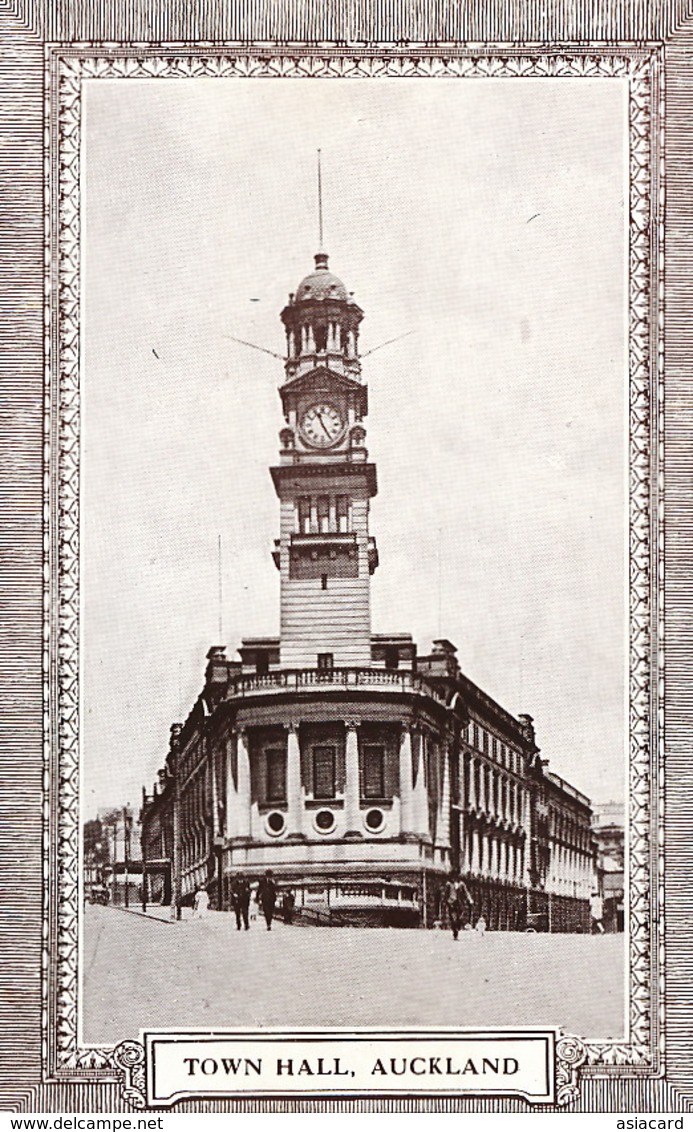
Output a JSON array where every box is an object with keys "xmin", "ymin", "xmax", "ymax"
[
  {"xmin": 295, "ymin": 252, "xmax": 348, "ymax": 302},
  {"xmin": 281, "ymin": 252, "xmax": 364, "ymax": 385}
]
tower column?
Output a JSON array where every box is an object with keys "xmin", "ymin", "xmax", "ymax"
[
  {"xmin": 224, "ymin": 733, "xmax": 238, "ymax": 838},
  {"xmin": 412, "ymin": 730, "xmax": 429, "ymax": 838},
  {"xmin": 344, "ymin": 721, "xmax": 361, "ymax": 834},
  {"xmin": 398, "ymin": 726, "xmax": 414, "ymax": 834},
  {"xmin": 286, "ymin": 723, "xmax": 303, "ymax": 836},
  {"xmin": 236, "ymin": 729, "xmax": 251, "ymax": 839}
]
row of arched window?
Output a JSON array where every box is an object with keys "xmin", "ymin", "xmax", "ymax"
[{"xmin": 468, "ymin": 756, "xmax": 525, "ymax": 826}]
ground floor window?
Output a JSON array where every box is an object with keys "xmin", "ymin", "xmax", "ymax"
[
  {"xmin": 362, "ymin": 744, "xmax": 385, "ymax": 799},
  {"xmin": 266, "ymin": 748, "xmax": 286, "ymax": 802},
  {"xmin": 313, "ymin": 745, "xmax": 336, "ymax": 799}
]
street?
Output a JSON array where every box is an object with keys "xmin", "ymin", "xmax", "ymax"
[{"xmin": 82, "ymin": 904, "xmax": 625, "ymax": 1046}]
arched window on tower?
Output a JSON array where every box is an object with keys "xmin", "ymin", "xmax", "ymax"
[{"xmin": 314, "ymin": 323, "xmax": 328, "ymax": 353}]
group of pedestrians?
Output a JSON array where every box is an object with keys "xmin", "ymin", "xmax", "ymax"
[
  {"xmin": 229, "ymin": 870, "xmax": 279, "ymax": 931},
  {"xmin": 193, "ymin": 867, "xmax": 479, "ymax": 938},
  {"xmin": 192, "ymin": 869, "xmax": 295, "ymax": 932}
]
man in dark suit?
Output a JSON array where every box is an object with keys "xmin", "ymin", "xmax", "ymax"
[
  {"xmin": 230, "ymin": 873, "xmax": 251, "ymax": 931},
  {"xmin": 256, "ymin": 869, "xmax": 278, "ymax": 931},
  {"xmin": 442, "ymin": 870, "xmax": 474, "ymax": 940}
]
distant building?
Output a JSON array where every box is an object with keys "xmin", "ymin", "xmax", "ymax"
[
  {"xmin": 91, "ymin": 805, "xmax": 142, "ymax": 906},
  {"xmin": 141, "ymin": 249, "xmax": 597, "ymax": 931},
  {"xmin": 592, "ymin": 801, "xmax": 625, "ymax": 932}
]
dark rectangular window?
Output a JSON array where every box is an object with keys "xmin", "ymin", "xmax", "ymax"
[
  {"xmin": 384, "ymin": 646, "xmax": 399, "ymax": 670},
  {"xmin": 317, "ymin": 652, "xmax": 334, "ymax": 670},
  {"xmin": 298, "ymin": 496, "xmax": 312, "ymax": 534},
  {"xmin": 266, "ymin": 749, "xmax": 286, "ymax": 802},
  {"xmin": 363, "ymin": 744, "xmax": 385, "ymax": 799},
  {"xmin": 336, "ymin": 495, "xmax": 349, "ymax": 533},
  {"xmin": 317, "ymin": 494, "xmax": 330, "ymax": 533},
  {"xmin": 255, "ymin": 651, "xmax": 269, "ymax": 676},
  {"xmin": 313, "ymin": 746, "xmax": 336, "ymax": 799}
]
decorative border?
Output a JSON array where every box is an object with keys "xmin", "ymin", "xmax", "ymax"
[
  {"xmin": 44, "ymin": 45, "xmax": 665, "ymax": 1094},
  {"xmin": 111, "ymin": 1033, "xmax": 587, "ymax": 1109},
  {"xmin": 112, "ymin": 1042, "xmax": 147, "ymax": 1110},
  {"xmin": 555, "ymin": 1035, "xmax": 588, "ymax": 1106}
]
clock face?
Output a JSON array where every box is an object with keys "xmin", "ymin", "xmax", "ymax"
[{"xmin": 300, "ymin": 402, "xmax": 344, "ymax": 447}]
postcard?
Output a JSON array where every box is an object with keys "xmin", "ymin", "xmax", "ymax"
[{"xmin": 1, "ymin": 0, "xmax": 690, "ymax": 1117}]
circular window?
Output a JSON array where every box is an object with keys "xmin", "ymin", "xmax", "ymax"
[
  {"xmin": 364, "ymin": 808, "xmax": 385, "ymax": 833},
  {"xmin": 266, "ymin": 811, "xmax": 285, "ymax": 836},
  {"xmin": 314, "ymin": 809, "xmax": 336, "ymax": 833}
]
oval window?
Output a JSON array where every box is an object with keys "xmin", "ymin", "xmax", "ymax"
[
  {"xmin": 267, "ymin": 811, "xmax": 285, "ymax": 834},
  {"xmin": 315, "ymin": 809, "xmax": 336, "ymax": 832},
  {"xmin": 365, "ymin": 808, "xmax": 384, "ymax": 832}
]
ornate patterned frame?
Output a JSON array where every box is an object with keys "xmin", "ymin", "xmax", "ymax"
[{"xmin": 43, "ymin": 44, "xmax": 665, "ymax": 1101}]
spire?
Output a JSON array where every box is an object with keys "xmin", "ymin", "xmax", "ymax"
[{"xmin": 317, "ymin": 148, "xmax": 324, "ymax": 252}]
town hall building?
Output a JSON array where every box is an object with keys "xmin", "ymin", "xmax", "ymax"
[{"xmin": 141, "ymin": 250, "xmax": 596, "ymax": 931}]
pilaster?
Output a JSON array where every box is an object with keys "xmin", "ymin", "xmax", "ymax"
[
  {"xmin": 344, "ymin": 720, "xmax": 361, "ymax": 836},
  {"xmin": 286, "ymin": 722, "xmax": 303, "ymax": 837},
  {"xmin": 411, "ymin": 728, "xmax": 429, "ymax": 838},
  {"xmin": 236, "ymin": 728, "xmax": 251, "ymax": 839},
  {"xmin": 437, "ymin": 743, "xmax": 451, "ymax": 851},
  {"xmin": 224, "ymin": 732, "xmax": 237, "ymax": 838},
  {"xmin": 398, "ymin": 725, "xmax": 414, "ymax": 834}
]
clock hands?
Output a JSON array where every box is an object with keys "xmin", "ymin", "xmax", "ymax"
[{"xmin": 314, "ymin": 410, "xmax": 332, "ymax": 439}]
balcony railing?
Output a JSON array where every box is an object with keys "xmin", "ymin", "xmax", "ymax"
[{"xmin": 225, "ymin": 666, "xmax": 448, "ymax": 706}]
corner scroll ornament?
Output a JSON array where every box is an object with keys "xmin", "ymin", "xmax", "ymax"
[
  {"xmin": 555, "ymin": 1034, "xmax": 588, "ymax": 1106},
  {"xmin": 112, "ymin": 1041, "xmax": 147, "ymax": 1110}
]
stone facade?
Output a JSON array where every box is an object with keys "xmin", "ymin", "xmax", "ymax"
[{"xmin": 592, "ymin": 801, "xmax": 625, "ymax": 932}]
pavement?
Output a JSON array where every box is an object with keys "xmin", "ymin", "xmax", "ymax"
[{"xmin": 82, "ymin": 904, "xmax": 625, "ymax": 1047}]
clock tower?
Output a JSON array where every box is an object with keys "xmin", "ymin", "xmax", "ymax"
[{"xmin": 271, "ymin": 252, "xmax": 378, "ymax": 668}]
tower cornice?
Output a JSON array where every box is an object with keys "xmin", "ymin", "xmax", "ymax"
[{"xmin": 270, "ymin": 461, "xmax": 377, "ymax": 498}]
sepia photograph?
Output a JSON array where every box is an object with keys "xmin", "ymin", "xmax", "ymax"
[
  {"xmin": 5, "ymin": 0, "xmax": 692, "ymax": 1108},
  {"xmin": 79, "ymin": 74, "xmax": 628, "ymax": 1052}
]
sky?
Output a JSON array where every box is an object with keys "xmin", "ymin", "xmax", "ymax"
[{"xmin": 81, "ymin": 75, "xmax": 628, "ymax": 818}]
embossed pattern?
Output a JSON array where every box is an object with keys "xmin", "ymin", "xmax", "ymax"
[{"xmin": 44, "ymin": 47, "xmax": 664, "ymax": 1094}]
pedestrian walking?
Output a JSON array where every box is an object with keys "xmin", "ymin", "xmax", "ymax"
[
  {"xmin": 230, "ymin": 874, "xmax": 251, "ymax": 931},
  {"xmin": 256, "ymin": 869, "xmax": 277, "ymax": 931},
  {"xmin": 193, "ymin": 885, "xmax": 209, "ymax": 919},
  {"xmin": 282, "ymin": 888, "xmax": 296, "ymax": 925},
  {"xmin": 442, "ymin": 870, "xmax": 473, "ymax": 941}
]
